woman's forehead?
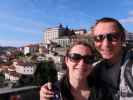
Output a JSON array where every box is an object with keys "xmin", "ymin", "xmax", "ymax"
[{"xmin": 69, "ymin": 45, "xmax": 92, "ymax": 54}]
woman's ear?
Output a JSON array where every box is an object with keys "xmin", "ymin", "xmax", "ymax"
[
  {"xmin": 65, "ymin": 56, "xmax": 68, "ymax": 63},
  {"xmin": 65, "ymin": 56, "xmax": 69, "ymax": 67}
]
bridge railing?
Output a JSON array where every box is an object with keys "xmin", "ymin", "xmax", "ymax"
[{"xmin": 0, "ymin": 86, "xmax": 40, "ymax": 100}]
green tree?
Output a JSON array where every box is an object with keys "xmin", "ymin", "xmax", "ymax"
[
  {"xmin": 34, "ymin": 60, "xmax": 57, "ymax": 86},
  {"xmin": 15, "ymin": 51, "xmax": 25, "ymax": 59},
  {"xmin": 0, "ymin": 73, "xmax": 5, "ymax": 87}
]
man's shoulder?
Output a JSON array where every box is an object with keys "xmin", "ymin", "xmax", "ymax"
[
  {"xmin": 93, "ymin": 59, "xmax": 105, "ymax": 67},
  {"xmin": 93, "ymin": 60, "xmax": 102, "ymax": 66},
  {"xmin": 129, "ymin": 50, "xmax": 133, "ymax": 59},
  {"xmin": 124, "ymin": 49, "xmax": 133, "ymax": 60},
  {"xmin": 92, "ymin": 59, "xmax": 106, "ymax": 73}
]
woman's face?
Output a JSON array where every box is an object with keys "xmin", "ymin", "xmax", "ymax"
[{"xmin": 65, "ymin": 44, "xmax": 94, "ymax": 80}]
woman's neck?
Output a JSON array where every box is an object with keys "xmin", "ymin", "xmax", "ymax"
[
  {"xmin": 69, "ymin": 76, "xmax": 89, "ymax": 90},
  {"xmin": 69, "ymin": 76, "xmax": 91, "ymax": 100}
]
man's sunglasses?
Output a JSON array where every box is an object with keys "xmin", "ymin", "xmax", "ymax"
[
  {"xmin": 93, "ymin": 33, "xmax": 120, "ymax": 42},
  {"xmin": 67, "ymin": 53, "xmax": 94, "ymax": 64}
]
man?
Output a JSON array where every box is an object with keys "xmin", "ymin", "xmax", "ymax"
[
  {"xmin": 91, "ymin": 17, "xmax": 133, "ymax": 100},
  {"xmin": 40, "ymin": 17, "xmax": 133, "ymax": 100}
]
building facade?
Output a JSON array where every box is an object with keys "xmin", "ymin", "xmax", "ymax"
[{"xmin": 43, "ymin": 24, "xmax": 66, "ymax": 44}]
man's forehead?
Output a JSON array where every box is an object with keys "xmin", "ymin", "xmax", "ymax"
[{"xmin": 93, "ymin": 22, "xmax": 119, "ymax": 34}]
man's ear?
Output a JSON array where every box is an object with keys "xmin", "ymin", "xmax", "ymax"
[
  {"xmin": 121, "ymin": 37, "xmax": 126, "ymax": 47},
  {"xmin": 65, "ymin": 56, "xmax": 69, "ymax": 67}
]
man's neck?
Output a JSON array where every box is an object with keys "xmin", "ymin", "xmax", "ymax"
[{"xmin": 108, "ymin": 51, "xmax": 123, "ymax": 65}]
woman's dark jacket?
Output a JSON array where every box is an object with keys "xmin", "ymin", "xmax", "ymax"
[{"xmin": 56, "ymin": 75, "xmax": 112, "ymax": 100}]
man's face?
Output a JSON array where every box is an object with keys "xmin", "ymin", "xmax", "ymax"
[{"xmin": 93, "ymin": 22, "xmax": 123, "ymax": 62}]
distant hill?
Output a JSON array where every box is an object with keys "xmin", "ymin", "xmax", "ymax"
[{"xmin": 0, "ymin": 46, "xmax": 16, "ymax": 53}]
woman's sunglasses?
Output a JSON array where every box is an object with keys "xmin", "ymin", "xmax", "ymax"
[
  {"xmin": 67, "ymin": 53, "xmax": 94, "ymax": 64},
  {"xmin": 93, "ymin": 33, "xmax": 120, "ymax": 42}
]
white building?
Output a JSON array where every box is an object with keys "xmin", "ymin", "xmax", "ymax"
[
  {"xmin": 4, "ymin": 65, "xmax": 20, "ymax": 82},
  {"xmin": 54, "ymin": 37, "xmax": 71, "ymax": 47},
  {"xmin": 9, "ymin": 72, "xmax": 20, "ymax": 82},
  {"xmin": 24, "ymin": 44, "xmax": 39, "ymax": 55},
  {"xmin": 4, "ymin": 70, "xmax": 10, "ymax": 80},
  {"xmin": 127, "ymin": 32, "xmax": 133, "ymax": 40},
  {"xmin": 46, "ymin": 54, "xmax": 64, "ymax": 64},
  {"xmin": 43, "ymin": 24, "xmax": 66, "ymax": 44},
  {"xmin": 74, "ymin": 29, "xmax": 87, "ymax": 35},
  {"xmin": 15, "ymin": 61, "xmax": 36, "ymax": 75}
]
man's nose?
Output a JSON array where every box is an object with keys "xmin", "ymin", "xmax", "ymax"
[{"xmin": 102, "ymin": 38, "xmax": 110, "ymax": 46}]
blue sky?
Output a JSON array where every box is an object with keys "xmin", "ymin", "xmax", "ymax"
[{"xmin": 0, "ymin": 0, "xmax": 133, "ymax": 47}]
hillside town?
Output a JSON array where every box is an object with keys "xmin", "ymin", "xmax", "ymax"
[
  {"xmin": 0, "ymin": 24, "xmax": 133, "ymax": 99},
  {"xmin": 0, "ymin": 24, "xmax": 92, "ymax": 87}
]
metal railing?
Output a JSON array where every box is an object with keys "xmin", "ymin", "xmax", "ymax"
[{"xmin": 0, "ymin": 86, "xmax": 40, "ymax": 100}]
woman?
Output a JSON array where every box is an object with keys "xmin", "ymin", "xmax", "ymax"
[{"xmin": 40, "ymin": 41, "xmax": 108, "ymax": 100}]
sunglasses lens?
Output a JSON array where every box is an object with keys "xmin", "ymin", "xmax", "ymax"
[
  {"xmin": 94, "ymin": 35, "xmax": 104, "ymax": 42},
  {"xmin": 68, "ymin": 53, "xmax": 94, "ymax": 64},
  {"xmin": 68, "ymin": 53, "xmax": 81, "ymax": 61},
  {"xmin": 84, "ymin": 56, "xmax": 94, "ymax": 64},
  {"xmin": 94, "ymin": 33, "xmax": 120, "ymax": 42},
  {"xmin": 107, "ymin": 34, "xmax": 113, "ymax": 41},
  {"xmin": 110, "ymin": 34, "xmax": 119, "ymax": 41}
]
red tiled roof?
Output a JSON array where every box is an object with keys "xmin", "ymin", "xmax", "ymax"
[{"xmin": 24, "ymin": 44, "xmax": 39, "ymax": 48}]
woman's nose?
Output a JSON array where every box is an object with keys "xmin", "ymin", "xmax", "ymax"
[{"xmin": 78, "ymin": 59, "xmax": 85, "ymax": 65}]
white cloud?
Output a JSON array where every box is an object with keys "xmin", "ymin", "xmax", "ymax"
[
  {"xmin": 128, "ymin": 10, "xmax": 133, "ymax": 16},
  {"xmin": 120, "ymin": 10, "xmax": 133, "ymax": 24},
  {"xmin": 120, "ymin": 17, "xmax": 133, "ymax": 24},
  {"xmin": 0, "ymin": 39, "xmax": 40, "ymax": 47}
]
